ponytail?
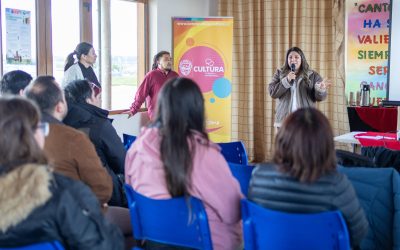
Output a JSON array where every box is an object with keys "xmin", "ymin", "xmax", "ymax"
[
  {"xmin": 64, "ymin": 42, "xmax": 94, "ymax": 72},
  {"xmin": 64, "ymin": 52, "xmax": 76, "ymax": 72}
]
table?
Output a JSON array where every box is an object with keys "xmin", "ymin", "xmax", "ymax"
[
  {"xmin": 335, "ymin": 131, "xmax": 400, "ymax": 152},
  {"xmin": 347, "ymin": 106, "xmax": 397, "ymax": 132}
]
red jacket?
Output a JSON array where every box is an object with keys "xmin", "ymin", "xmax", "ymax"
[{"xmin": 129, "ymin": 69, "xmax": 179, "ymax": 120}]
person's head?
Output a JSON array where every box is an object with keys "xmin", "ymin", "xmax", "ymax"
[
  {"xmin": 152, "ymin": 51, "xmax": 172, "ymax": 71},
  {"xmin": 153, "ymin": 77, "xmax": 207, "ymax": 197},
  {"xmin": 64, "ymin": 79, "xmax": 101, "ymax": 107},
  {"xmin": 0, "ymin": 70, "xmax": 33, "ymax": 95},
  {"xmin": 282, "ymin": 47, "xmax": 309, "ymax": 75},
  {"xmin": 0, "ymin": 96, "xmax": 47, "ymax": 175},
  {"xmin": 25, "ymin": 76, "xmax": 68, "ymax": 121},
  {"xmin": 64, "ymin": 42, "xmax": 96, "ymax": 71},
  {"xmin": 273, "ymin": 108, "xmax": 336, "ymax": 183}
]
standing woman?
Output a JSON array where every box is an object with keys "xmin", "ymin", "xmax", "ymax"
[
  {"xmin": 269, "ymin": 47, "xmax": 332, "ymax": 128},
  {"xmin": 63, "ymin": 42, "xmax": 101, "ymax": 88},
  {"xmin": 125, "ymin": 77, "xmax": 243, "ymax": 249}
]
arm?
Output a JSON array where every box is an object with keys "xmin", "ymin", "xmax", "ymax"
[
  {"xmin": 62, "ymin": 64, "xmax": 83, "ymax": 87},
  {"xmin": 192, "ymin": 149, "xmax": 243, "ymax": 224},
  {"xmin": 333, "ymin": 175, "xmax": 369, "ymax": 247},
  {"xmin": 56, "ymin": 178, "xmax": 124, "ymax": 250},
  {"xmin": 268, "ymin": 69, "xmax": 291, "ymax": 99},
  {"xmin": 100, "ymin": 122, "xmax": 126, "ymax": 175},
  {"xmin": 129, "ymin": 74, "xmax": 152, "ymax": 116},
  {"xmin": 72, "ymin": 132, "xmax": 113, "ymax": 204},
  {"xmin": 311, "ymin": 71, "xmax": 328, "ymax": 101}
]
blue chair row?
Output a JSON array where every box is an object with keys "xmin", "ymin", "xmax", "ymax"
[
  {"xmin": 218, "ymin": 141, "xmax": 248, "ymax": 165},
  {"xmin": 0, "ymin": 241, "xmax": 64, "ymax": 250},
  {"xmin": 241, "ymin": 199, "xmax": 351, "ymax": 250},
  {"xmin": 124, "ymin": 184, "xmax": 213, "ymax": 250},
  {"xmin": 123, "ymin": 133, "xmax": 137, "ymax": 150},
  {"xmin": 227, "ymin": 162, "xmax": 255, "ymax": 196}
]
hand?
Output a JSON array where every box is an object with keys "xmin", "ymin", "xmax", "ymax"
[
  {"xmin": 317, "ymin": 78, "xmax": 333, "ymax": 90},
  {"xmin": 122, "ymin": 110, "xmax": 134, "ymax": 119},
  {"xmin": 287, "ymin": 71, "xmax": 296, "ymax": 82}
]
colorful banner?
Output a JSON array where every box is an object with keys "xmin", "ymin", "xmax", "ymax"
[
  {"xmin": 5, "ymin": 8, "xmax": 32, "ymax": 64},
  {"xmin": 173, "ymin": 17, "xmax": 233, "ymax": 142},
  {"xmin": 346, "ymin": 1, "xmax": 390, "ymax": 106}
]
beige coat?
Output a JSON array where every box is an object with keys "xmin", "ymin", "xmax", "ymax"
[{"xmin": 269, "ymin": 69, "xmax": 327, "ymax": 126}]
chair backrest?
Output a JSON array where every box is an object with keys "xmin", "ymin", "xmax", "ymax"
[
  {"xmin": 241, "ymin": 199, "xmax": 350, "ymax": 250},
  {"xmin": 0, "ymin": 241, "xmax": 64, "ymax": 250},
  {"xmin": 218, "ymin": 141, "xmax": 248, "ymax": 165},
  {"xmin": 227, "ymin": 162, "xmax": 255, "ymax": 196},
  {"xmin": 122, "ymin": 133, "xmax": 137, "ymax": 150},
  {"xmin": 124, "ymin": 184, "xmax": 213, "ymax": 250}
]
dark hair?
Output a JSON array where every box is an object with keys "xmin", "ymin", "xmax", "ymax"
[
  {"xmin": 0, "ymin": 96, "xmax": 47, "ymax": 175},
  {"xmin": 64, "ymin": 79, "xmax": 95, "ymax": 104},
  {"xmin": 281, "ymin": 47, "xmax": 310, "ymax": 84},
  {"xmin": 273, "ymin": 108, "xmax": 336, "ymax": 182},
  {"xmin": 153, "ymin": 77, "xmax": 208, "ymax": 197},
  {"xmin": 152, "ymin": 51, "xmax": 170, "ymax": 70},
  {"xmin": 64, "ymin": 42, "xmax": 94, "ymax": 72},
  {"xmin": 0, "ymin": 70, "xmax": 33, "ymax": 95},
  {"xmin": 25, "ymin": 76, "xmax": 64, "ymax": 115}
]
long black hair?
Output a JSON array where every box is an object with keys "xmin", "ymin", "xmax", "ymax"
[
  {"xmin": 153, "ymin": 77, "xmax": 208, "ymax": 197},
  {"xmin": 151, "ymin": 51, "xmax": 170, "ymax": 70},
  {"xmin": 64, "ymin": 42, "xmax": 93, "ymax": 72},
  {"xmin": 281, "ymin": 47, "xmax": 311, "ymax": 85}
]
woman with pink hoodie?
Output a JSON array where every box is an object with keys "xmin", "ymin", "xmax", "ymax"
[{"xmin": 125, "ymin": 77, "xmax": 243, "ymax": 250}]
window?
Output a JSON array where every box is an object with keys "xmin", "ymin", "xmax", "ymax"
[
  {"xmin": 51, "ymin": 0, "xmax": 80, "ymax": 83},
  {"xmin": 93, "ymin": 0, "xmax": 139, "ymax": 110},
  {"xmin": 1, "ymin": 0, "xmax": 36, "ymax": 77}
]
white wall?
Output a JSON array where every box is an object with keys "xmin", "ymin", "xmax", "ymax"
[{"xmin": 149, "ymin": 0, "xmax": 218, "ymax": 64}]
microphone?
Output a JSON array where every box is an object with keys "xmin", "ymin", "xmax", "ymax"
[{"xmin": 291, "ymin": 63, "xmax": 296, "ymax": 72}]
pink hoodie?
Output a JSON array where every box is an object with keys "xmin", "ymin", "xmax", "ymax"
[{"xmin": 125, "ymin": 127, "xmax": 243, "ymax": 250}]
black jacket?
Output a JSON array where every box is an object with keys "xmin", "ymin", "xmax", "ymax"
[
  {"xmin": 0, "ymin": 164, "xmax": 123, "ymax": 249},
  {"xmin": 248, "ymin": 163, "xmax": 369, "ymax": 248},
  {"xmin": 63, "ymin": 102, "xmax": 127, "ymax": 207}
]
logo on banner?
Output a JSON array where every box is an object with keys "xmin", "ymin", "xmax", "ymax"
[
  {"xmin": 179, "ymin": 60, "xmax": 193, "ymax": 76},
  {"xmin": 178, "ymin": 46, "xmax": 225, "ymax": 92}
]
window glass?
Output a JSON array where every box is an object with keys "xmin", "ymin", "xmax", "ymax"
[{"xmin": 51, "ymin": 0, "xmax": 80, "ymax": 84}]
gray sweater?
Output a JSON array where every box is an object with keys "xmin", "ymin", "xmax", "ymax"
[{"xmin": 248, "ymin": 163, "xmax": 369, "ymax": 248}]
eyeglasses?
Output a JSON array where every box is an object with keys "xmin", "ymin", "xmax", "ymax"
[
  {"xmin": 89, "ymin": 81, "xmax": 102, "ymax": 96},
  {"xmin": 37, "ymin": 122, "xmax": 49, "ymax": 137}
]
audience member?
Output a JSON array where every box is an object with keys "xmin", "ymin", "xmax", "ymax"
[
  {"xmin": 248, "ymin": 108, "xmax": 368, "ymax": 248},
  {"xmin": 25, "ymin": 76, "xmax": 113, "ymax": 205},
  {"xmin": 0, "ymin": 70, "xmax": 32, "ymax": 95},
  {"xmin": 64, "ymin": 79, "xmax": 126, "ymax": 207},
  {"xmin": 0, "ymin": 96, "xmax": 123, "ymax": 249},
  {"xmin": 125, "ymin": 77, "xmax": 243, "ymax": 249}
]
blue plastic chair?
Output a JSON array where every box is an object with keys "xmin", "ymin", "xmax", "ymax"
[
  {"xmin": 241, "ymin": 199, "xmax": 351, "ymax": 250},
  {"xmin": 227, "ymin": 162, "xmax": 255, "ymax": 196},
  {"xmin": 218, "ymin": 141, "xmax": 248, "ymax": 165},
  {"xmin": 124, "ymin": 184, "xmax": 213, "ymax": 250},
  {"xmin": 123, "ymin": 133, "xmax": 137, "ymax": 150},
  {"xmin": 0, "ymin": 241, "xmax": 64, "ymax": 250}
]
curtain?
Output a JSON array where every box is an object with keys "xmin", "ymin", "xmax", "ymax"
[{"xmin": 218, "ymin": 0, "xmax": 349, "ymax": 162}]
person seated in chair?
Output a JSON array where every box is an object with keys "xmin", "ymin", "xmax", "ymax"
[
  {"xmin": 125, "ymin": 77, "xmax": 243, "ymax": 250},
  {"xmin": 63, "ymin": 79, "xmax": 127, "ymax": 207},
  {"xmin": 248, "ymin": 108, "xmax": 368, "ymax": 248},
  {"xmin": 0, "ymin": 96, "xmax": 123, "ymax": 249}
]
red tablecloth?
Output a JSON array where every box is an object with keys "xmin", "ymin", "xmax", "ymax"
[
  {"xmin": 354, "ymin": 107, "xmax": 397, "ymax": 132},
  {"xmin": 355, "ymin": 132, "xmax": 400, "ymax": 150}
]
